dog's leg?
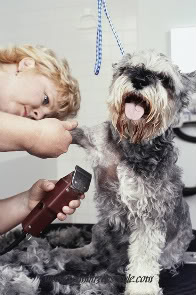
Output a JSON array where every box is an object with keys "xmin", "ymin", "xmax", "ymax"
[
  {"xmin": 125, "ymin": 224, "xmax": 165, "ymax": 295},
  {"xmin": 71, "ymin": 127, "xmax": 95, "ymax": 150},
  {"xmin": 117, "ymin": 163, "xmax": 165, "ymax": 295}
]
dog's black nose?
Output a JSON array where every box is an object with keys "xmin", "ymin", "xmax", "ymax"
[{"xmin": 132, "ymin": 75, "xmax": 150, "ymax": 90}]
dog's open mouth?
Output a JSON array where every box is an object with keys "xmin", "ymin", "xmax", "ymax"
[{"xmin": 124, "ymin": 93, "xmax": 150, "ymax": 121}]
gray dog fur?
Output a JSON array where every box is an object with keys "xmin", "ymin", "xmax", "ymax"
[
  {"xmin": 0, "ymin": 50, "xmax": 195, "ymax": 295},
  {"xmin": 69, "ymin": 50, "xmax": 195, "ymax": 294}
]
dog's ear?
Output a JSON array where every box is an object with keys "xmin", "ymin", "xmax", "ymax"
[
  {"xmin": 112, "ymin": 53, "xmax": 132, "ymax": 68},
  {"xmin": 181, "ymin": 71, "xmax": 196, "ymax": 92},
  {"xmin": 185, "ymin": 71, "xmax": 196, "ymax": 82},
  {"xmin": 120, "ymin": 53, "xmax": 132, "ymax": 65},
  {"xmin": 179, "ymin": 71, "xmax": 196, "ymax": 108},
  {"xmin": 112, "ymin": 63, "xmax": 118, "ymax": 69},
  {"xmin": 112, "ymin": 53, "xmax": 132, "ymax": 76}
]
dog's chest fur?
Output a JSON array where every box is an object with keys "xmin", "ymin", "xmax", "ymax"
[{"xmin": 82, "ymin": 121, "xmax": 182, "ymax": 231}]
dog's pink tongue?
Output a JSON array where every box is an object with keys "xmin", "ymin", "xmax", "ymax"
[{"xmin": 125, "ymin": 103, "xmax": 144, "ymax": 120}]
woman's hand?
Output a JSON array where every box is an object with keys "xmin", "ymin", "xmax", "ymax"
[
  {"xmin": 0, "ymin": 112, "xmax": 77, "ymax": 158},
  {"xmin": 26, "ymin": 119, "xmax": 78, "ymax": 158},
  {"xmin": 27, "ymin": 179, "xmax": 85, "ymax": 221}
]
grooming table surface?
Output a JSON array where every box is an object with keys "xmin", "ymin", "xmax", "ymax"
[
  {"xmin": 46, "ymin": 224, "xmax": 196, "ymax": 295},
  {"xmin": 160, "ymin": 232, "xmax": 196, "ymax": 295},
  {"xmin": 0, "ymin": 224, "xmax": 195, "ymax": 294}
]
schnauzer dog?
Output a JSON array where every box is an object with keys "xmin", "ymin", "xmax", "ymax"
[
  {"xmin": 68, "ymin": 50, "xmax": 195, "ymax": 295},
  {"xmin": 0, "ymin": 51, "xmax": 195, "ymax": 295}
]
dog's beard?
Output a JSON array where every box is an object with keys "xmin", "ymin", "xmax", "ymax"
[
  {"xmin": 116, "ymin": 98, "xmax": 162, "ymax": 143},
  {"xmin": 108, "ymin": 76, "xmax": 175, "ymax": 143}
]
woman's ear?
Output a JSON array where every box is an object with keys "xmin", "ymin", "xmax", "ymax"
[{"xmin": 18, "ymin": 57, "xmax": 35, "ymax": 71}]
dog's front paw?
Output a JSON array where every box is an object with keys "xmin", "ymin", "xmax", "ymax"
[{"xmin": 125, "ymin": 282, "xmax": 163, "ymax": 295}]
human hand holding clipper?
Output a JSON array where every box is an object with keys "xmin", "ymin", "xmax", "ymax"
[
  {"xmin": 22, "ymin": 165, "xmax": 91, "ymax": 236},
  {"xmin": 0, "ymin": 166, "xmax": 92, "ymax": 255}
]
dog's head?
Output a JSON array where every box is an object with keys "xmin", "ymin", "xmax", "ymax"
[{"xmin": 107, "ymin": 50, "xmax": 196, "ymax": 143}]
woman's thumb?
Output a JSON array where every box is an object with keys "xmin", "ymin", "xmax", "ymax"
[{"xmin": 62, "ymin": 120, "xmax": 78, "ymax": 130}]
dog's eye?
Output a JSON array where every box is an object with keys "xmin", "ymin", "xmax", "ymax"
[{"xmin": 157, "ymin": 73, "xmax": 174, "ymax": 91}]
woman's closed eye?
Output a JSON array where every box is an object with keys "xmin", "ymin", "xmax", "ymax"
[{"xmin": 43, "ymin": 94, "xmax": 50, "ymax": 105}]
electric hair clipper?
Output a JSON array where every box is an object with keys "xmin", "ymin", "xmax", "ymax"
[{"xmin": 0, "ymin": 165, "xmax": 92, "ymax": 255}]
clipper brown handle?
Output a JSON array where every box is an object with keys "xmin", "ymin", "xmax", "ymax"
[{"xmin": 22, "ymin": 166, "xmax": 92, "ymax": 237}]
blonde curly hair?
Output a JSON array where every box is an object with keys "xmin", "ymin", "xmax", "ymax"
[{"xmin": 0, "ymin": 44, "xmax": 81, "ymax": 120}]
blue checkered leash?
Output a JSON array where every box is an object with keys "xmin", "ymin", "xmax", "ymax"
[{"xmin": 94, "ymin": 0, "xmax": 125, "ymax": 75}]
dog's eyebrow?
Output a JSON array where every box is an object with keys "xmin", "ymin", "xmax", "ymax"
[{"xmin": 156, "ymin": 73, "xmax": 175, "ymax": 91}]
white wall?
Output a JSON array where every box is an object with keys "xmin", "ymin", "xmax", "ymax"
[
  {"xmin": 136, "ymin": 0, "xmax": 196, "ymax": 54},
  {"xmin": 0, "ymin": 152, "xmax": 57, "ymax": 197},
  {"xmin": 0, "ymin": 0, "xmax": 195, "ymax": 228}
]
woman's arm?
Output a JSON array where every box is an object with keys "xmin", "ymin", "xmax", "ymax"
[
  {"xmin": 0, "ymin": 112, "xmax": 77, "ymax": 158},
  {"xmin": 0, "ymin": 111, "xmax": 38, "ymax": 152},
  {"xmin": 0, "ymin": 191, "xmax": 31, "ymax": 235}
]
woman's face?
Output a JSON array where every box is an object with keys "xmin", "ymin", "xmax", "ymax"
[{"xmin": 0, "ymin": 58, "xmax": 58, "ymax": 119}]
